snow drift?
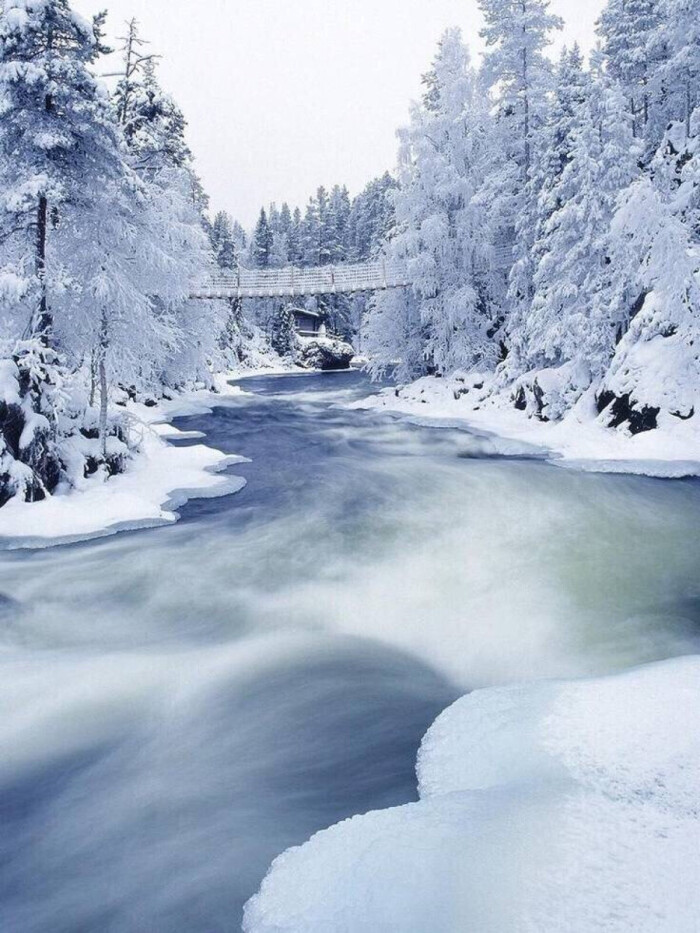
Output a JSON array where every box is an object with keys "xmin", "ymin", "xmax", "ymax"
[{"xmin": 243, "ymin": 657, "xmax": 700, "ymax": 932}]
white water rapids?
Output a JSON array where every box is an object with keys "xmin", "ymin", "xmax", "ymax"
[{"xmin": 1, "ymin": 371, "xmax": 698, "ymax": 931}]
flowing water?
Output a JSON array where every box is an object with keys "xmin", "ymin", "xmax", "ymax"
[{"xmin": 1, "ymin": 370, "xmax": 699, "ymax": 931}]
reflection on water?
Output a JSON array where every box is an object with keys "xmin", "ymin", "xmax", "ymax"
[{"xmin": 0, "ymin": 370, "xmax": 699, "ymax": 930}]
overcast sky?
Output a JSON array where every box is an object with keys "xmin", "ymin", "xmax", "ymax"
[{"xmin": 76, "ymin": 0, "xmax": 605, "ymax": 226}]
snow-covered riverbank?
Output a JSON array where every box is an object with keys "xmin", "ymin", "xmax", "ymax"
[
  {"xmin": 0, "ymin": 368, "xmax": 291, "ymax": 550},
  {"xmin": 5, "ymin": 363, "xmax": 698, "ymax": 551},
  {"xmin": 244, "ymin": 655, "xmax": 700, "ymax": 933},
  {"xmin": 351, "ymin": 373, "xmax": 700, "ymax": 479}
]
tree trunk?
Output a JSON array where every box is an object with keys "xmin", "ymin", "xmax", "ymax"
[
  {"xmin": 35, "ymin": 195, "xmax": 51, "ymax": 342},
  {"xmin": 98, "ymin": 314, "xmax": 109, "ymax": 460},
  {"xmin": 89, "ymin": 349, "xmax": 97, "ymax": 407},
  {"xmin": 34, "ymin": 88, "xmax": 54, "ymax": 343},
  {"xmin": 521, "ymin": 2, "xmax": 530, "ymax": 177},
  {"xmin": 99, "ymin": 352, "xmax": 108, "ymax": 460}
]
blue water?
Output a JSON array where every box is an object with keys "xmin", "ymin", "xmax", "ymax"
[{"xmin": 1, "ymin": 370, "xmax": 699, "ymax": 931}]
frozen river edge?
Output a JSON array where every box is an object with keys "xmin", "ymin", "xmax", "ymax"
[
  {"xmin": 4, "ymin": 367, "xmax": 700, "ymax": 551},
  {"xmin": 350, "ymin": 374, "xmax": 700, "ymax": 479},
  {"xmin": 0, "ymin": 374, "xmax": 257, "ymax": 550},
  {"xmin": 243, "ymin": 655, "xmax": 700, "ymax": 933}
]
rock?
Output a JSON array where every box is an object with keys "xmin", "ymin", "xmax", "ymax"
[
  {"xmin": 596, "ymin": 390, "xmax": 660, "ymax": 435},
  {"xmin": 297, "ymin": 336, "xmax": 355, "ymax": 372}
]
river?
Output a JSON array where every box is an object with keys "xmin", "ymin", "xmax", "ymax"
[{"xmin": 1, "ymin": 370, "xmax": 699, "ymax": 931}]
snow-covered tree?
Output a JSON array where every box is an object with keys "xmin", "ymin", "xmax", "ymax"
[
  {"xmin": 116, "ymin": 60, "xmax": 191, "ymax": 175},
  {"xmin": 0, "ymin": 0, "xmax": 114, "ymax": 343},
  {"xmin": 480, "ymin": 0, "xmax": 563, "ymax": 176},
  {"xmin": 0, "ymin": 0, "xmax": 140, "ymax": 490},
  {"xmin": 252, "ymin": 208, "xmax": 273, "ymax": 268},
  {"xmin": 114, "ymin": 43, "xmax": 223, "ymax": 391},
  {"xmin": 299, "ymin": 195, "xmax": 321, "ymax": 266},
  {"xmin": 531, "ymin": 46, "xmax": 590, "ymax": 247},
  {"xmin": 269, "ymin": 303, "xmax": 297, "ymax": 358},
  {"xmin": 211, "ymin": 210, "xmax": 238, "ymax": 270},
  {"xmin": 655, "ymin": 0, "xmax": 700, "ymax": 136},
  {"xmin": 287, "ymin": 207, "xmax": 303, "ymax": 264},
  {"xmin": 366, "ymin": 29, "xmax": 497, "ymax": 378},
  {"xmin": 516, "ymin": 79, "xmax": 638, "ymax": 414},
  {"xmin": 599, "ymin": 177, "xmax": 700, "ymax": 429},
  {"xmin": 478, "ymin": 0, "xmax": 563, "ymax": 360},
  {"xmin": 597, "ymin": 0, "xmax": 666, "ymax": 144},
  {"xmin": 347, "ymin": 172, "xmax": 397, "ymax": 261},
  {"xmin": 325, "ymin": 185, "xmax": 351, "ymax": 263},
  {"xmin": 363, "ymin": 287, "xmax": 426, "ymax": 381}
]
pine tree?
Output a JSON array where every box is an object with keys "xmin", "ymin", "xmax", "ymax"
[
  {"xmin": 116, "ymin": 60, "xmax": 191, "ymax": 173},
  {"xmin": 325, "ymin": 185, "xmax": 351, "ymax": 263},
  {"xmin": 287, "ymin": 207, "xmax": 303, "ymax": 264},
  {"xmin": 600, "ymin": 176, "xmax": 700, "ymax": 427},
  {"xmin": 597, "ymin": 0, "xmax": 666, "ymax": 143},
  {"xmin": 316, "ymin": 186, "xmax": 331, "ymax": 265},
  {"xmin": 478, "ymin": 0, "xmax": 563, "ymax": 363},
  {"xmin": 278, "ymin": 202, "xmax": 293, "ymax": 240},
  {"xmin": 347, "ymin": 173, "xmax": 397, "ymax": 261},
  {"xmin": 657, "ymin": 0, "xmax": 700, "ymax": 136},
  {"xmin": 232, "ymin": 221, "xmax": 248, "ymax": 263},
  {"xmin": 0, "ymin": 0, "xmax": 149, "ymax": 490},
  {"xmin": 270, "ymin": 304, "xmax": 297, "ymax": 357},
  {"xmin": 300, "ymin": 197, "xmax": 321, "ymax": 266},
  {"xmin": 211, "ymin": 211, "xmax": 238, "ymax": 270},
  {"xmin": 268, "ymin": 202, "xmax": 281, "ymax": 237},
  {"xmin": 252, "ymin": 208, "xmax": 274, "ymax": 268},
  {"xmin": 366, "ymin": 29, "xmax": 496, "ymax": 377},
  {"xmin": 479, "ymin": 0, "xmax": 563, "ymax": 178},
  {"xmin": 524, "ymin": 81, "xmax": 638, "ymax": 387},
  {"xmin": 533, "ymin": 46, "xmax": 590, "ymax": 236},
  {"xmin": 113, "ymin": 42, "xmax": 222, "ymax": 391},
  {"xmin": 0, "ymin": 0, "xmax": 115, "ymax": 343}
]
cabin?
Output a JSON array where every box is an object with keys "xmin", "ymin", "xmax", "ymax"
[{"xmin": 292, "ymin": 308, "xmax": 326, "ymax": 338}]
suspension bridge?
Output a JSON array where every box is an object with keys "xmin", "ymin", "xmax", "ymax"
[{"xmin": 190, "ymin": 259, "xmax": 411, "ymax": 300}]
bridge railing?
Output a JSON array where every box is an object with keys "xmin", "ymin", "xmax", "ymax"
[{"xmin": 191, "ymin": 260, "xmax": 411, "ymax": 299}]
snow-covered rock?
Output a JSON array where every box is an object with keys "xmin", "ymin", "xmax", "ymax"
[
  {"xmin": 511, "ymin": 360, "xmax": 592, "ymax": 422},
  {"xmin": 297, "ymin": 336, "xmax": 355, "ymax": 372},
  {"xmin": 244, "ymin": 657, "xmax": 700, "ymax": 933}
]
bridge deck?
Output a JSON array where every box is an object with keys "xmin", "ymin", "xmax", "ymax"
[{"xmin": 190, "ymin": 260, "xmax": 410, "ymax": 299}]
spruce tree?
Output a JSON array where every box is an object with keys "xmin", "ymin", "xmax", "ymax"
[
  {"xmin": 525, "ymin": 82, "xmax": 638, "ymax": 385},
  {"xmin": 113, "ymin": 41, "xmax": 221, "ymax": 390},
  {"xmin": 478, "ymin": 0, "xmax": 563, "ymax": 363},
  {"xmin": 597, "ymin": 0, "xmax": 666, "ymax": 144},
  {"xmin": 601, "ymin": 176, "xmax": 700, "ymax": 427},
  {"xmin": 0, "ymin": 0, "xmax": 115, "ymax": 343},
  {"xmin": 657, "ymin": 0, "xmax": 700, "ymax": 135},
  {"xmin": 211, "ymin": 211, "xmax": 238, "ymax": 270},
  {"xmin": 366, "ymin": 29, "xmax": 496, "ymax": 377},
  {"xmin": 252, "ymin": 209, "xmax": 273, "ymax": 268}
]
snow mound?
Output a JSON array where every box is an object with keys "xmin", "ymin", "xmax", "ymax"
[
  {"xmin": 0, "ymin": 430, "xmax": 245, "ymax": 550},
  {"xmin": 0, "ymin": 379, "xmax": 253, "ymax": 549},
  {"xmin": 243, "ymin": 657, "xmax": 700, "ymax": 932}
]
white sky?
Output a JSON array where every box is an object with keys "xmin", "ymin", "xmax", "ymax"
[{"xmin": 75, "ymin": 0, "xmax": 604, "ymax": 225}]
